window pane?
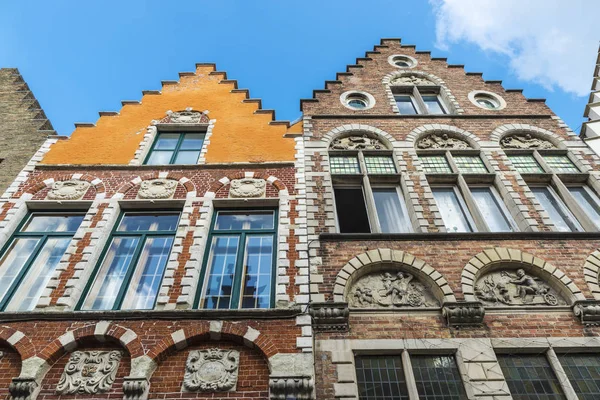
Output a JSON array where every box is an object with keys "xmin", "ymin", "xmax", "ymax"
[
  {"xmin": 421, "ymin": 95, "xmax": 446, "ymax": 114},
  {"xmin": 146, "ymin": 150, "xmax": 174, "ymax": 165},
  {"xmin": 558, "ymin": 354, "xmax": 600, "ymax": 400},
  {"xmin": 471, "ymin": 187, "xmax": 515, "ymax": 232},
  {"xmin": 432, "ymin": 188, "xmax": 473, "ymax": 233},
  {"xmin": 81, "ymin": 237, "xmax": 140, "ymax": 310},
  {"xmin": 542, "ymin": 155, "xmax": 579, "ymax": 173},
  {"xmin": 0, "ymin": 238, "xmax": 40, "ymax": 305},
  {"xmin": 120, "ymin": 236, "xmax": 174, "ymax": 310},
  {"xmin": 22, "ymin": 214, "xmax": 84, "ymax": 233},
  {"xmin": 420, "ymin": 155, "xmax": 452, "ymax": 174},
  {"xmin": 508, "ymin": 155, "xmax": 544, "ymax": 173},
  {"xmin": 365, "ymin": 156, "xmax": 396, "ymax": 174},
  {"xmin": 215, "ymin": 211, "xmax": 274, "ymax": 230},
  {"xmin": 532, "ymin": 187, "xmax": 582, "ymax": 232},
  {"xmin": 180, "ymin": 134, "xmax": 205, "ymax": 150},
  {"xmin": 203, "ymin": 236, "xmax": 239, "ymax": 309},
  {"xmin": 117, "ymin": 213, "xmax": 179, "ymax": 232},
  {"xmin": 5, "ymin": 238, "xmax": 70, "ymax": 311},
  {"xmin": 497, "ymin": 354, "xmax": 566, "ymax": 400},
  {"xmin": 153, "ymin": 133, "xmax": 180, "ymax": 150},
  {"xmin": 355, "ymin": 356, "xmax": 409, "ymax": 400},
  {"xmin": 373, "ymin": 188, "xmax": 412, "ymax": 233},
  {"xmin": 334, "ymin": 187, "xmax": 371, "ymax": 233},
  {"xmin": 411, "ymin": 355, "xmax": 467, "ymax": 400},
  {"xmin": 241, "ymin": 235, "xmax": 273, "ymax": 309},
  {"xmin": 395, "ymin": 96, "xmax": 418, "ymax": 115},
  {"xmin": 174, "ymin": 150, "xmax": 200, "ymax": 164},
  {"xmin": 453, "ymin": 155, "xmax": 487, "ymax": 173},
  {"xmin": 330, "ymin": 156, "xmax": 361, "ymax": 174},
  {"xmin": 568, "ymin": 187, "xmax": 600, "ymax": 228}
]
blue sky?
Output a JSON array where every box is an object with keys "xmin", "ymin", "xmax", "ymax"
[{"xmin": 0, "ymin": 0, "xmax": 596, "ymax": 135}]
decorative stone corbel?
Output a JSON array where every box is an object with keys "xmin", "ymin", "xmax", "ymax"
[
  {"xmin": 308, "ymin": 302, "xmax": 349, "ymax": 332},
  {"xmin": 269, "ymin": 375, "xmax": 313, "ymax": 400},
  {"xmin": 573, "ymin": 300, "xmax": 600, "ymax": 325},
  {"xmin": 123, "ymin": 377, "xmax": 150, "ymax": 400},
  {"xmin": 8, "ymin": 377, "xmax": 37, "ymax": 400},
  {"xmin": 442, "ymin": 301, "xmax": 485, "ymax": 327}
]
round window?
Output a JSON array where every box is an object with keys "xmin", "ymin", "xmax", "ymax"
[
  {"xmin": 347, "ymin": 96, "xmax": 368, "ymax": 109},
  {"xmin": 476, "ymin": 96, "xmax": 499, "ymax": 109},
  {"xmin": 468, "ymin": 91, "xmax": 506, "ymax": 111},
  {"xmin": 340, "ymin": 91, "xmax": 376, "ymax": 111},
  {"xmin": 388, "ymin": 54, "xmax": 418, "ymax": 69}
]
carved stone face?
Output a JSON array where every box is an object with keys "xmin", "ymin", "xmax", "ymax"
[
  {"xmin": 47, "ymin": 180, "xmax": 90, "ymax": 200},
  {"xmin": 229, "ymin": 178, "xmax": 266, "ymax": 198},
  {"xmin": 137, "ymin": 179, "xmax": 177, "ymax": 199}
]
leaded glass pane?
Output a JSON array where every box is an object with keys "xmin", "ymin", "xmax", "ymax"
[
  {"xmin": 365, "ymin": 156, "xmax": 396, "ymax": 174},
  {"xmin": 330, "ymin": 156, "xmax": 361, "ymax": 174},
  {"xmin": 497, "ymin": 354, "xmax": 566, "ymax": 400},
  {"xmin": 420, "ymin": 155, "xmax": 452, "ymax": 173},
  {"xmin": 542, "ymin": 155, "xmax": 579, "ymax": 173},
  {"xmin": 558, "ymin": 354, "xmax": 600, "ymax": 400},
  {"xmin": 355, "ymin": 356, "xmax": 409, "ymax": 400},
  {"xmin": 508, "ymin": 155, "xmax": 544, "ymax": 173},
  {"xmin": 411, "ymin": 355, "xmax": 467, "ymax": 400},
  {"xmin": 454, "ymin": 155, "xmax": 487, "ymax": 173}
]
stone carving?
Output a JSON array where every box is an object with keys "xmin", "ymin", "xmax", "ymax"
[
  {"xmin": 158, "ymin": 107, "xmax": 210, "ymax": 124},
  {"xmin": 229, "ymin": 178, "xmax": 266, "ymax": 198},
  {"xmin": 442, "ymin": 302, "xmax": 485, "ymax": 326},
  {"xmin": 329, "ymin": 135, "xmax": 387, "ymax": 150},
  {"xmin": 573, "ymin": 300, "xmax": 600, "ymax": 325},
  {"xmin": 269, "ymin": 375, "xmax": 314, "ymax": 400},
  {"xmin": 475, "ymin": 269, "xmax": 566, "ymax": 306},
  {"xmin": 416, "ymin": 133, "xmax": 471, "ymax": 150},
  {"xmin": 309, "ymin": 302, "xmax": 349, "ymax": 332},
  {"xmin": 47, "ymin": 180, "xmax": 90, "ymax": 200},
  {"xmin": 9, "ymin": 377, "xmax": 37, "ymax": 400},
  {"xmin": 137, "ymin": 178, "xmax": 178, "ymax": 199},
  {"xmin": 182, "ymin": 348, "xmax": 239, "ymax": 392},
  {"xmin": 123, "ymin": 377, "xmax": 149, "ymax": 400},
  {"xmin": 501, "ymin": 133, "xmax": 555, "ymax": 149},
  {"xmin": 348, "ymin": 270, "xmax": 438, "ymax": 308},
  {"xmin": 56, "ymin": 350, "xmax": 122, "ymax": 394},
  {"xmin": 390, "ymin": 75, "xmax": 436, "ymax": 86}
]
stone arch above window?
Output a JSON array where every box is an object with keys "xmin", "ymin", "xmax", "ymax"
[
  {"xmin": 583, "ymin": 250, "xmax": 600, "ymax": 300},
  {"xmin": 462, "ymin": 248, "xmax": 585, "ymax": 305},
  {"xmin": 22, "ymin": 173, "xmax": 106, "ymax": 201},
  {"xmin": 323, "ymin": 124, "xmax": 395, "ymax": 149},
  {"xmin": 333, "ymin": 248, "xmax": 456, "ymax": 305},
  {"xmin": 407, "ymin": 124, "xmax": 480, "ymax": 150},
  {"xmin": 490, "ymin": 124, "xmax": 566, "ymax": 150}
]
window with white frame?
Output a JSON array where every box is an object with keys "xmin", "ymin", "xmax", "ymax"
[{"xmin": 389, "ymin": 75, "xmax": 450, "ymax": 115}]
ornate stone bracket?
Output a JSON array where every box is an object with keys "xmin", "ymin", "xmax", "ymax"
[
  {"xmin": 442, "ymin": 301, "xmax": 485, "ymax": 327},
  {"xmin": 123, "ymin": 377, "xmax": 150, "ymax": 400},
  {"xmin": 269, "ymin": 375, "xmax": 314, "ymax": 400},
  {"xmin": 9, "ymin": 377, "xmax": 38, "ymax": 400},
  {"xmin": 573, "ymin": 300, "xmax": 600, "ymax": 325},
  {"xmin": 309, "ymin": 302, "xmax": 349, "ymax": 332}
]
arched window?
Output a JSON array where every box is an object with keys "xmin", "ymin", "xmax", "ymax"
[{"xmin": 389, "ymin": 74, "xmax": 449, "ymax": 115}]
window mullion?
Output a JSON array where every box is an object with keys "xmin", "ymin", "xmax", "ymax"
[
  {"xmin": 457, "ymin": 177, "xmax": 488, "ymax": 232},
  {"xmin": 113, "ymin": 233, "xmax": 146, "ymax": 310},
  {"xmin": 170, "ymin": 133, "xmax": 185, "ymax": 164},
  {"xmin": 413, "ymin": 87, "xmax": 428, "ymax": 115},
  {"xmin": 358, "ymin": 152, "xmax": 380, "ymax": 233},
  {"xmin": 401, "ymin": 351, "xmax": 420, "ymax": 400},
  {"xmin": 230, "ymin": 232, "xmax": 247, "ymax": 309},
  {"xmin": 445, "ymin": 151, "xmax": 459, "ymax": 174},
  {"xmin": 533, "ymin": 150, "xmax": 552, "ymax": 173},
  {"xmin": 546, "ymin": 348, "xmax": 579, "ymax": 400}
]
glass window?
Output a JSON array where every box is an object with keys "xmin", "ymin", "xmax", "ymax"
[
  {"xmin": 411, "ymin": 355, "xmax": 467, "ymax": 400},
  {"xmin": 532, "ymin": 187, "xmax": 582, "ymax": 232},
  {"xmin": 508, "ymin": 155, "xmax": 544, "ymax": 173},
  {"xmin": 497, "ymin": 354, "xmax": 566, "ymax": 400},
  {"xmin": 395, "ymin": 95, "xmax": 419, "ymax": 115},
  {"xmin": 471, "ymin": 187, "xmax": 516, "ymax": 232},
  {"xmin": 420, "ymin": 155, "xmax": 452, "ymax": 174},
  {"xmin": 432, "ymin": 187, "xmax": 474, "ymax": 233},
  {"xmin": 334, "ymin": 188, "xmax": 371, "ymax": 233},
  {"xmin": 0, "ymin": 213, "xmax": 84, "ymax": 311},
  {"xmin": 330, "ymin": 156, "xmax": 361, "ymax": 174},
  {"xmin": 558, "ymin": 354, "xmax": 600, "ymax": 400},
  {"xmin": 365, "ymin": 156, "xmax": 396, "ymax": 174},
  {"xmin": 80, "ymin": 212, "xmax": 179, "ymax": 310},
  {"xmin": 145, "ymin": 132, "xmax": 204, "ymax": 165},
  {"xmin": 355, "ymin": 356, "xmax": 409, "ymax": 400},
  {"xmin": 421, "ymin": 95, "xmax": 447, "ymax": 115},
  {"xmin": 199, "ymin": 210, "xmax": 276, "ymax": 310},
  {"xmin": 454, "ymin": 155, "xmax": 488, "ymax": 174},
  {"xmin": 568, "ymin": 186, "xmax": 600, "ymax": 229},
  {"xmin": 542, "ymin": 155, "xmax": 579, "ymax": 173},
  {"xmin": 373, "ymin": 188, "xmax": 412, "ymax": 233},
  {"xmin": 477, "ymin": 97, "xmax": 498, "ymax": 109}
]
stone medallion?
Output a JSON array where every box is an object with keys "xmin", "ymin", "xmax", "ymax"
[
  {"xmin": 46, "ymin": 180, "xmax": 90, "ymax": 200},
  {"xmin": 182, "ymin": 348, "xmax": 240, "ymax": 392},
  {"xmin": 137, "ymin": 179, "xmax": 177, "ymax": 199},
  {"xmin": 229, "ymin": 178, "xmax": 266, "ymax": 198},
  {"xmin": 56, "ymin": 350, "xmax": 122, "ymax": 394}
]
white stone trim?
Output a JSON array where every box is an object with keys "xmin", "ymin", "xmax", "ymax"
[
  {"xmin": 339, "ymin": 90, "xmax": 376, "ymax": 111},
  {"xmin": 490, "ymin": 124, "xmax": 567, "ymax": 149},
  {"xmin": 583, "ymin": 250, "xmax": 600, "ymax": 300},
  {"xmin": 468, "ymin": 90, "xmax": 507, "ymax": 111},
  {"xmin": 387, "ymin": 54, "xmax": 418, "ymax": 69}
]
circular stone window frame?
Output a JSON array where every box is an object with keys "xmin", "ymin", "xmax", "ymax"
[
  {"xmin": 387, "ymin": 54, "xmax": 418, "ymax": 69},
  {"xmin": 468, "ymin": 90, "xmax": 507, "ymax": 111},
  {"xmin": 340, "ymin": 90, "xmax": 376, "ymax": 111}
]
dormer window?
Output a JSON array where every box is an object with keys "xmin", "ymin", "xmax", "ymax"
[{"xmin": 390, "ymin": 75, "xmax": 448, "ymax": 115}]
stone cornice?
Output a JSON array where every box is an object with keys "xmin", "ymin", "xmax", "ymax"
[{"xmin": 319, "ymin": 232, "xmax": 600, "ymax": 241}]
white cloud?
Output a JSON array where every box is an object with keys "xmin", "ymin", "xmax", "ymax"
[{"xmin": 430, "ymin": 0, "xmax": 598, "ymax": 96}]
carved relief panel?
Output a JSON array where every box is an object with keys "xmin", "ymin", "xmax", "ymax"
[
  {"xmin": 229, "ymin": 178, "xmax": 266, "ymax": 198},
  {"xmin": 56, "ymin": 350, "xmax": 122, "ymax": 394},
  {"xmin": 46, "ymin": 180, "xmax": 90, "ymax": 200},
  {"xmin": 137, "ymin": 179, "xmax": 178, "ymax": 199},
  {"xmin": 329, "ymin": 135, "xmax": 387, "ymax": 150},
  {"xmin": 182, "ymin": 348, "xmax": 240, "ymax": 392},
  {"xmin": 500, "ymin": 133, "xmax": 555, "ymax": 149},
  {"xmin": 390, "ymin": 75, "xmax": 435, "ymax": 86},
  {"xmin": 416, "ymin": 133, "xmax": 471, "ymax": 150},
  {"xmin": 157, "ymin": 108, "xmax": 210, "ymax": 124},
  {"xmin": 348, "ymin": 270, "xmax": 439, "ymax": 308},
  {"xmin": 475, "ymin": 268, "xmax": 566, "ymax": 307}
]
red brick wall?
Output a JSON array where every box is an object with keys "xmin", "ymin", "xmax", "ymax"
[{"xmin": 0, "ymin": 346, "xmax": 21, "ymax": 400}]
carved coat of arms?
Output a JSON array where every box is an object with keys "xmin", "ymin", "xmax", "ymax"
[
  {"xmin": 182, "ymin": 348, "xmax": 239, "ymax": 392},
  {"xmin": 229, "ymin": 178, "xmax": 266, "ymax": 198},
  {"xmin": 47, "ymin": 180, "xmax": 90, "ymax": 200},
  {"xmin": 56, "ymin": 350, "xmax": 122, "ymax": 394},
  {"xmin": 137, "ymin": 179, "xmax": 178, "ymax": 199}
]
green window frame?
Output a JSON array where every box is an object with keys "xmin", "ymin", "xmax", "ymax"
[
  {"xmin": 144, "ymin": 132, "xmax": 205, "ymax": 165},
  {"xmin": 78, "ymin": 211, "xmax": 180, "ymax": 311},
  {"xmin": 195, "ymin": 209, "xmax": 278, "ymax": 310},
  {"xmin": 0, "ymin": 212, "xmax": 84, "ymax": 311}
]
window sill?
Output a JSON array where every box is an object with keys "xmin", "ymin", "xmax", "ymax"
[{"xmin": 320, "ymin": 232, "xmax": 600, "ymax": 241}]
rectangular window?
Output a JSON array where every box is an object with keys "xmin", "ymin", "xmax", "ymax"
[
  {"xmin": 433, "ymin": 187, "xmax": 474, "ymax": 232},
  {"xmin": 199, "ymin": 210, "xmax": 276, "ymax": 310},
  {"xmin": 497, "ymin": 354, "xmax": 566, "ymax": 400},
  {"xmin": 365, "ymin": 156, "xmax": 396, "ymax": 174},
  {"xmin": 532, "ymin": 186, "xmax": 582, "ymax": 232},
  {"xmin": 420, "ymin": 155, "xmax": 452, "ymax": 174},
  {"xmin": 508, "ymin": 155, "xmax": 544, "ymax": 173},
  {"xmin": 372, "ymin": 188, "xmax": 412, "ymax": 233},
  {"xmin": 334, "ymin": 187, "xmax": 371, "ymax": 233},
  {"xmin": 395, "ymin": 95, "xmax": 419, "ymax": 115},
  {"xmin": 557, "ymin": 354, "xmax": 600, "ymax": 400},
  {"xmin": 80, "ymin": 212, "xmax": 179, "ymax": 310},
  {"xmin": 0, "ymin": 213, "xmax": 84, "ymax": 311},
  {"xmin": 453, "ymin": 155, "xmax": 488, "ymax": 174},
  {"xmin": 471, "ymin": 187, "xmax": 516, "ymax": 232},
  {"xmin": 568, "ymin": 186, "xmax": 600, "ymax": 229},
  {"xmin": 145, "ymin": 132, "xmax": 205, "ymax": 165},
  {"xmin": 355, "ymin": 356, "xmax": 409, "ymax": 400},
  {"xmin": 421, "ymin": 94, "xmax": 447, "ymax": 115},
  {"xmin": 330, "ymin": 156, "xmax": 361, "ymax": 174},
  {"xmin": 411, "ymin": 355, "xmax": 468, "ymax": 399},
  {"xmin": 542, "ymin": 155, "xmax": 579, "ymax": 173}
]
